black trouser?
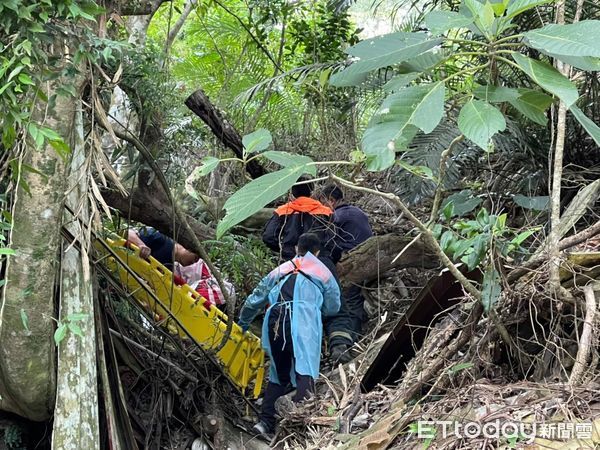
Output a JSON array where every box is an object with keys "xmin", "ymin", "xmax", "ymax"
[
  {"xmin": 259, "ymin": 303, "xmax": 314, "ymax": 431},
  {"xmin": 324, "ymin": 284, "xmax": 366, "ymax": 346}
]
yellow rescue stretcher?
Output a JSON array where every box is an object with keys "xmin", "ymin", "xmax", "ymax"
[{"xmin": 96, "ymin": 237, "xmax": 265, "ymax": 398}]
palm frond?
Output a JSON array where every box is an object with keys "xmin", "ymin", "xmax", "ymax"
[{"xmin": 234, "ymin": 62, "xmax": 344, "ymax": 104}]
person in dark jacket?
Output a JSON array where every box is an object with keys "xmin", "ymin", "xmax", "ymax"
[
  {"xmin": 320, "ymin": 184, "xmax": 373, "ymax": 364},
  {"xmin": 262, "ymin": 178, "xmax": 333, "ymax": 261},
  {"xmin": 127, "ymin": 227, "xmax": 198, "ymax": 269}
]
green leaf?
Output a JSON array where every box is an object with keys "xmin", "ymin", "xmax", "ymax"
[
  {"xmin": 0, "ymin": 248, "xmax": 16, "ymax": 256},
  {"xmin": 508, "ymin": 89, "xmax": 553, "ymax": 125},
  {"xmin": 333, "ymin": 33, "xmax": 443, "ymax": 83},
  {"xmin": 410, "ymin": 82, "xmax": 446, "ymax": 134},
  {"xmin": 511, "ymin": 229, "xmax": 537, "ymax": 247},
  {"xmin": 505, "ymin": 0, "xmax": 557, "ymax": 19},
  {"xmin": 494, "ymin": 213, "xmax": 507, "ymax": 231},
  {"xmin": 66, "ymin": 313, "xmax": 88, "ymax": 322},
  {"xmin": 463, "ymin": 0, "xmax": 484, "ymax": 18},
  {"xmin": 447, "ymin": 362, "xmax": 474, "ymax": 375},
  {"xmin": 242, "ymin": 128, "xmax": 272, "ymax": 155},
  {"xmin": 442, "ymin": 201, "xmax": 454, "ymax": 221},
  {"xmin": 6, "ymin": 65, "xmax": 23, "ymax": 83},
  {"xmin": 217, "ymin": 165, "xmax": 312, "ymax": 238},
  {"xmin": 440, "ymin": 230, "xmax": 455, "ymax": 251},
  {"xmin": 458, "ymin": 99, "xmax": 506, "ymax": 151},
  {"xmin": 362, "ymin": 82, "xmax": 445, "ymax": 170},
  {"xmin": 397, "ymin": 160, "xmax": 435, "ymax": 180},
  {"xmin": 490, "ymin": 0, "xmax": 509, "ymax": 16},
  {"xmin": 362, "ymin": 123, "xmax": 417, "ymax": 171},
  {"xmin": 68, "ymin": 322, "xmax": 84, "ymax": 337},
  {"xmin": 513, "ymin": 194, "xmax": 549, "ymax": 210},
  {"xmin": 261, "ymin": 151, "xmax": 316, "ymax": 175},
  {"xmin": 54, "ymin": 323, "xmax": 67, "ymax": 346},
  {"xmin": 511, "ymin": 53, "xmax": 579, "ymax": 107},
  {"xmin": 463, "ymin": 0, "xmax": 495, "ymax": 34},
  {"xmin": 545, "ymin": 53, "xmax": 600, "ymax": 71},
  {"xmin": 524, "ymin": 21, "xmax": 600, "ymax": 58},
  {"xmin": 39, "ymin": 127, "xmax": 62, "ymax": 141},
  {"xmin": 570, "ymin": 105, "xmax": 600, "ymax": 147},
  {"xmin": 397, "ymin": 51, "xmax": 444, "ymax": 73},
  {"xmin": 383, "ymin": 73, "xmax": 419, "ymax": 92},
  {"xmin": 329, "ymin": 68, "xmax": 369, "ymax": 87},
  {"xmin": 17, "ymin": 73, "xmax": 34, "ymax": 86},
  {"xmin": 28, "ymin": 22, "xmax": 45, "ymax": 33},
  {"xmin": 20, "ymin": 309, "xmax": 29, "ymax": 331},
  {"xmin": 196, "ymin": 156, "xmax": 220, "ymax": 177},
  {"xmin": 473, "ymin": 85, "xmax": 520, "ymax": 103},
  {"xmin": 49, "ymin": 139, "xmax": 71, "ymax": 161},
  {"xmin": 424, "ymin": 10, "xmax": 473, "ymax": 34},
  {"xmin": 453, "ymin": 238, "xmax": 474, "ymax": 259},
  {"xmin": 21, "ymin": 163, "xmax": 47, "ymax": 180},
  {"xmin": 479, "ymin": 2, "xmax": 496, "ymax": 31},
  {"xmin": 442, "ymin": 190, "xmax": 483, "ymax": 216},
  {"xmin": 465, "ymin": 250, "xmax": 478, "ymax": 271},
  {"xmin": 482, "ymin": 266, "xmax": 501, "ymax": 312}
]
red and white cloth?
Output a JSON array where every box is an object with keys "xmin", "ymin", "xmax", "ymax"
[{"xmin": 174, "ymin": 260, "xmax": 235, "ymax": 306}]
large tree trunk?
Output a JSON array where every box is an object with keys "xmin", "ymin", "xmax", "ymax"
[
  {"xmin": 51, "ymin": 103, "xmax": 100, "ymax": 449},
  {"xmin": 185, "ymin": 89, "xmax": 267, "ymax": 179},
  {"xmin": 336, "ymin": 234, "xmax": 439, "ymax": 284},
  {"xmin": 0, "ymin": 79, "xmax": 76, "ymax": 421}
]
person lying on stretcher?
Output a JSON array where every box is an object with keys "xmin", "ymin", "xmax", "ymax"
[{"xmin": 127, "ymin": 227, "xmax": 235, "ymax": 308}]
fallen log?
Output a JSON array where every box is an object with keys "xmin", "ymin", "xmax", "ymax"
[
  {"xmin": 185, "ymin": 89, "xmax": 266, "ymax": 179},
  {"xmin": 336, "ymin": 234, "xmax": 439, "ymax": 284},
  {"xmin": 100, "ymin": 186, "xmax": 215, "ymax": 247}
]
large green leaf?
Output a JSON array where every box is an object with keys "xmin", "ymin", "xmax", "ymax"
[
  {"xmin": 546, "ymin": 53, "xmax": 600, "ymax": 71},
  {"xmin": 505, "ymin": 0, "xmax": 557, "ymax": 19},
  {"xmin": 458, "ymin": 99, "xmax": 506, "ymax": 151},
  {"xmin": 242, "ymin": 128, "xmax": 272, "ymax": 154},
  {"xmin": 216, "ymin": 165, "xmax": 311, "ymax": 237},
  {"xmin": 570, "ymin": 105, "xmax": 600, "ymax": 147},
  {"xmin": 345, "ymin": 31, "xmax": 414, "ymax": 58},
  {"xmin": 195, "ymin": 156, "xmax": 220, "ymax": 177},
  {"xmin": 397, "ymin": 50, "xmax": 445, "ymax": 73},
  {"xmin": 482, "ymin": 266, "xmax": 501, "ymax": 312},
  {"xmin": 260, "ymin": 151, "xmax": 316, "ymax": 175},
  {"xmin": 513, "ymin": 194, "xmax": 549, "ymax": 210},
  {"xmin": 383, "ymin": 73, "xmax": 419, "ymax": 92},
  {"xmin": 362, "ymin": 122, "xmax": 418, "ymax": 171},
  {"xmin": 424, "ymin": 10, "xmax": 473, "ymax": 34},
  {"xmin": 332, "ymin": 34, "xmax": 443, "ymax": 84},
  {"xmin": 463, "ymin": 0, "xmax": 495, "ymax": 34},
  {"xmin": 409, "ymin": 82, "xmax": 446, "ymax": 134},
  {"xmin": 473, "ymin": 85, "xmax": 520, "ymax": 103},
  {"xmin": 511, "ymin": 53, "xmax": 579, "ymax": 107},
  {"xmin": 362, "ymin": 83, "xmax": 445, "ymax": 170},
  {"xmin": 472, "ymin": 85, "xmax": 551, "ymax": 125},
  {"xmin": 509, "ymin": 88, "xmax": 553, "ymax": 125},
  {"xmin": 524, "ymin": 21, "xmax": 600, "ymax": 58},
  {"xmin": 442, "ymin": 190, "xmax": 483, "ymax": 217},
  {"xmin": 329, "ymin": 68, "xmax": 369, "ymax": 87}
]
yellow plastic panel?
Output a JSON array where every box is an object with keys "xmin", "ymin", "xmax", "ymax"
[{"xmin": 97, "ymin": 237, "xmax": 264, "ymax": 398}]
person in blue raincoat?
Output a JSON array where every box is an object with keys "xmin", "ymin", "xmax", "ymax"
[{"xmin": 238, "ymin": 233, "xmax": 341, "ymax": 435}]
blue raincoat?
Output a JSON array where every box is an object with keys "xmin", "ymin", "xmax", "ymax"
[{"xmin": 238, "ymin": 252, "xmax": 341, "ymax": 384}]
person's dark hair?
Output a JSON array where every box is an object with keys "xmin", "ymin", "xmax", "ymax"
[
  {"xmin": 297, "ymin": 233, "xmax": 321, "ymax": 256},
  {"xmin": 322, "ymin": 184, "xmax": 343, "ymax": 202},
  {"xmin": 291, "ymin": 177, "xmax": 313, "ymax": 198}
]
